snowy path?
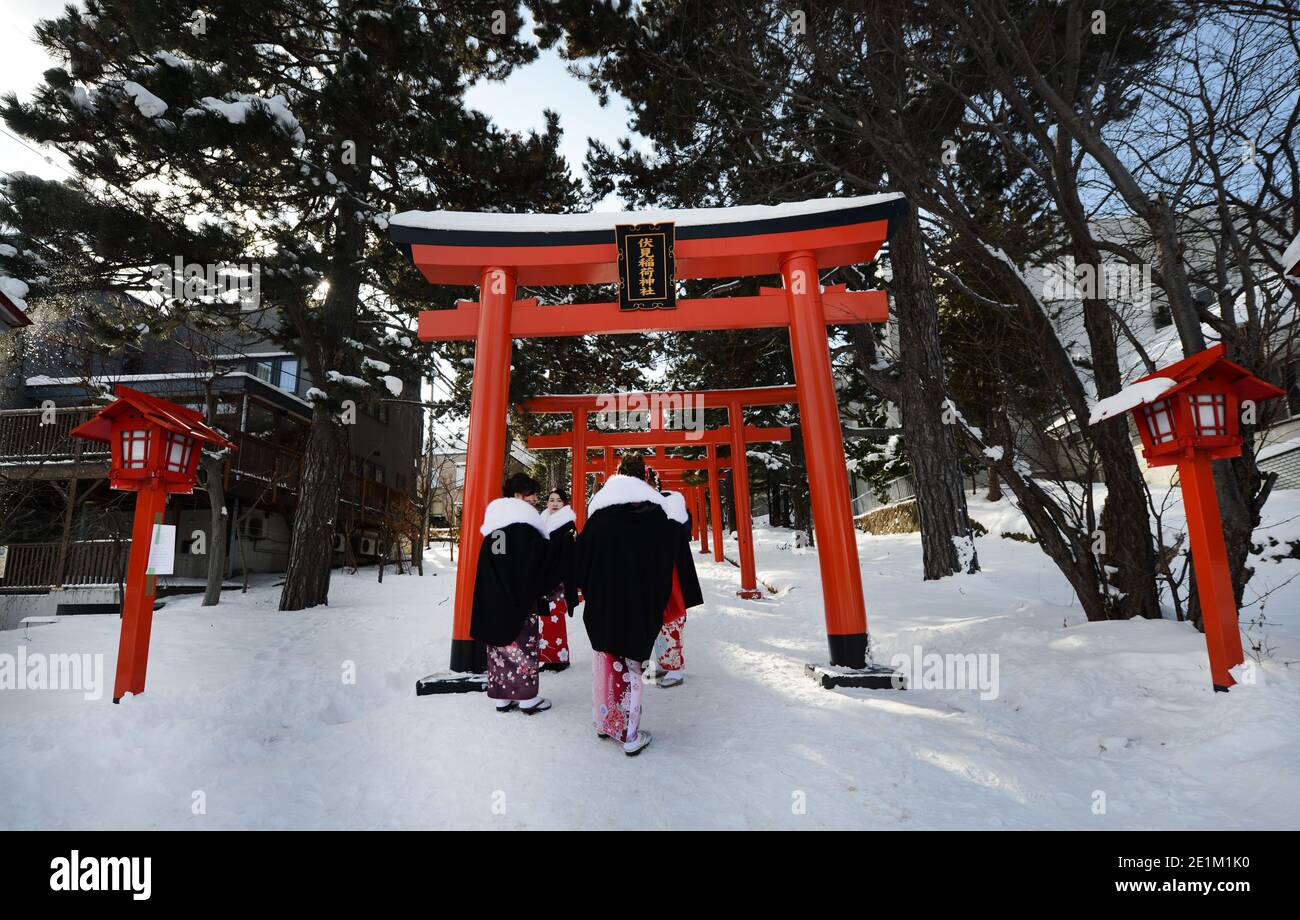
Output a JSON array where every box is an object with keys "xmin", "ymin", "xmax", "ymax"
[{"xmin": 2, "ymin": 495, "xmax": 1299, "ymax": 829}]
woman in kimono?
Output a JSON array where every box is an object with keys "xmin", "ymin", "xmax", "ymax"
[
  {"xmin": 470, "ymin": 473, "xmax": 558, "ymax": 714},
  {"xmin": 574, "ymin": 454, "xmax": 692, "ymax": 756},
  {"xmin": 652, "ymin": 484, "xmax": 704, "ymax": 688},
  {"xmin": 537, "ymin": 488, "xmax": 579, "ymax": 671}
]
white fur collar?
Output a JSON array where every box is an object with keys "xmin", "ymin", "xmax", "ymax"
[
  {"xmin": 542, "ymin": 504, "xmax": 576, "ymax": 534},
  {"xmin": 588, "ymin": 474, "xmax": 669, "ymax": 517},
  {"xmin": 480, "ymin": 497, "xmax": 547, "ymax": 537},
  {"xmin": 659, "ymin": 490, "xmax": 688, "ymax": 524}
]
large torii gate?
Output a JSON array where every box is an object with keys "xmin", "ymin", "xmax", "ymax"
[
  {"xmin": 521, "ymin": 386, "xmax": 797, "ymax": 597},
  {"xmin": 391, "ymin": 195, "xmax": 904, "ymax": 677}
]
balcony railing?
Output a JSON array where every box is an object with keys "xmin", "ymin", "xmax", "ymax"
[
  {"xmin": 0, "ymin": 406, "xmax": 106, "ymax": 462},
  {"xmin": 0, "ymin": 540, "xmax": 126, "ymax": 591}
]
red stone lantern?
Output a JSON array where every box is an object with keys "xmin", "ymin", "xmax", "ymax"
[
  {"xmin": 71, "ymin": 386, "xmax": 235, "ymax": 702},
  {"xmin": 1091, "ymin": 344, "xmax": 1283, "ymax": 691}
]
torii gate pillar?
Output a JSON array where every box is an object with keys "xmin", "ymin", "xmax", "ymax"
[
  {"xmin": 782, "ymin": 251, "xmax": 869, "ymax": 666},
  {"xmin": 449, "ymin": 266, "xmax": 516, "ymax": 673}
]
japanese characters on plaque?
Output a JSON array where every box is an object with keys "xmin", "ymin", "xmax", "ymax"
[{"xmin": 615, "ymin": 222, "xmax": 676, "ymax": 310}]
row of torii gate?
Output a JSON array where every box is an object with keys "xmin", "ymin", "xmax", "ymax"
[
  {"xmin": 520, "ymin": 385, "xmax": 801, "ymax": 599},
  {"xmin": 390, "ymin": 195, "xmax": 907, "ymax": 679}
]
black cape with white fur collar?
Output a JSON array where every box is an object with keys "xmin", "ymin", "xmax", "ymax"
[
  {"xmin": 470, "ymin": 498, "xmax": 558, "ymax": 647},
  {"xmin": 541, "ymin": 505, "xmax": 580, "ymax": 612},
  {"xmin": 660, "ymin": 490, "xmax": 704, "ymax": 610},
  {"xmin": 575, "ymin": 475, "xmax": 698, "ymax": 660}
]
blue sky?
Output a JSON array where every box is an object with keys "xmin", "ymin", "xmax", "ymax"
[{"xmin": 0, "ymin": 1, "xmax": 642, "ymax": 207}]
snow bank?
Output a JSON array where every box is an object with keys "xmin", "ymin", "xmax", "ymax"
[{"xmin": 2, "ymin": 493, "xmax": 1297, "ymax": 829}]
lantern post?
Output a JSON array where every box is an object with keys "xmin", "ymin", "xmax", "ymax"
[
  {"xmin": 70, "ymin": 387, "xmax": 234, "ymax": 702},
  {"xmin": 1091, "ymin": 345, "xmax": 1283, "ymax": 691}
]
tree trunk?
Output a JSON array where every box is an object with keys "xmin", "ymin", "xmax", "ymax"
[
  {"xmin": 890, "ymin": 205, "xmax": 979, "ymax": 577},
  {"xmin": 985, "ymin": 466, "xmax": 1002, "ymax": 502},
  {"xmin": 788, "ymin": 424, "xmax": 812, "ymax": 545},
  {"xmin": 201, "ymin": 455, "xmax": 227, "ymax": 607},
  {"xmin": 279, "ymin": 405, "xmax": 347, "ymax": 610}
]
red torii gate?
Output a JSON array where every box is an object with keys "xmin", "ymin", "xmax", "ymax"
[
  {"xmin": 587, "ymin": 447, "xmax": 730, "ymax": 560},
  {"xmin": 522, "ymin": 386, "xmax": 797, "ymax": 597},
  {"xmin": 391, "ymin": 195, "xmax": 903, "ymax": 677}
]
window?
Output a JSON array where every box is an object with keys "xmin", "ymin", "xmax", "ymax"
[
  {"xmin": 162, "ymin": 431, "xmax": 195, "ymax": 473},
  {"xmin": 1152, "ymin": 302, "xmax": 1172, "ymax": 329},
  {"xmin": 1142, "ymin": 399, "xmax": 1176, "ymax": 445},
  {"xmin": 1191, "ymin": 393, "xmax": 1227, "ymax": 437},
  {"xmin": 253, "ymin": 360, "xmax": 274, "ymax": 383},
  {"xmin": 120, "ymin": 429, "xmax": 150, "ymax": 469},
  {"xmin": 278, "ymin": 358, "xmax": 299, "ymax": 394}
]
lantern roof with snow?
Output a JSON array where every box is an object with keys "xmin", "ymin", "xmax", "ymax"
[
  {"xmin": 0, "ymin": 287, "xmax": 32, "ymax": 329},
  {"xmin": 70, "ymin": 385, "xmax": 235, "ymax": 450},
  {"xmin": 1089, "ymin": 343, "xmax": 1284, "ymax": 426}
]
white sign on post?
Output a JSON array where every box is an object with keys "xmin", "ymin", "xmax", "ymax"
[{"xmin": 147, "ymin": 524, "xmax": 176, "ymax": 576}]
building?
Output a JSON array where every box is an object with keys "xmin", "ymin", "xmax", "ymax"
[{"xmin": 0, "ymin": 293, "xmax": 423, "ymax": 627}]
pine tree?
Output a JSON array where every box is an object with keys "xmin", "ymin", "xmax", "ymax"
[
  {"xmin": 2, "ymin": 0, "xmax": 580, "ymax": 609},
  {"xmin": 533, "ymin": 0, "xmax": 981, "ymax": 575}
]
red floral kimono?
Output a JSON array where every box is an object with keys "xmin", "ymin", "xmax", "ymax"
[
  {"xmin": 654, "ymin": 569, "xmax": 687, "ymax": 672},
  {"xmin": 537, "ymin": 588, "xmax": 570, "ymax": 666},
  {"xmin": 592, "ymin": 652, "xmax": 643, "ymax": 742}
]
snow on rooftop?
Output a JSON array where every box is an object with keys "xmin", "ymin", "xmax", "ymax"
[
  {"xmin": 1087, "ymin": 376, "xmax": 1176, "ymax": 425},
  {"xmin": 1283, "ymin": 230, "xmax": 1300, "ymax": 277},
  {"xmin": 389, "ymin": 193, "xmax": 905, "ymax": 234}
]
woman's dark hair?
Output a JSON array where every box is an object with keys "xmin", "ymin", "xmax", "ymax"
[
  {"xmin": 503, "ymin": 472, "xmax": 541, "ymax": 498},
  {"xmin": 549, "ymin": 487, "xmax": 569, "ymax": 503},
  {"xmin": 617, "ymin": 452, "xmax": 646, "ymax": 481}
]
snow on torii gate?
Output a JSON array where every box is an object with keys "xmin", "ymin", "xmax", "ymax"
[
  {"xmin": 520, "ymin": 386, "xmax": 796, "ymax": 598},
  {"xmin": 390, "ymin": 194, "xmax": 904, "ymax": 678}
]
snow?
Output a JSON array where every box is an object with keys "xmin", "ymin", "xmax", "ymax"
[
  {"xmin": 2, "ymin": 492, "xmax": 1298, "ymax": 830},
  {"xmin": 0, "ymin": 275, "xmax": 30, "ymax": 312},
  {"xmin": 1257, "ymin": 437, "xmax": 1300, "ymax": 462},
  {"xmin": 325, "ymin": 370, "xmax": 368, "ymax": 388},
  {"xmin": 391, "ymin": 193, "xmax": 905, "ymax": 234},
  {"xmin": 121, "ymin": 81, "xmax": 167, "ymax": 117},
  {"xmin": 381, "ymin": 375, "xmax": 403, "ymax": 397},
  {"xmin": 1087, "ymin": 377, "xmax": 1176, "ymax": 425},
  {"xmin": 191, "ymin": 94, "xmax": 306, "ymax": 145},
  {"xmin": 982, "ymin": 445, "xmax": 1005, "ymax": 461},
  {"xmin": 1282, "ymin": 229, "xmax": 1300, "ymax": 277}
]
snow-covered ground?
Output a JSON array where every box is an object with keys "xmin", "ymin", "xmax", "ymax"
[{"xmin": 2, "ymin": 492, "xmax": 1299, "ymax": 830}]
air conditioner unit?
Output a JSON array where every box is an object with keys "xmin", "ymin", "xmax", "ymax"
[
  {"xmin": 332, "ymin": 534, "xmax": 346, "ymax": 553},
  {"xmin": 241, "ymin": 516, "xmax": 267, "ymax": 539},
  {"xmin": 358, "ymin": 537, "xmax": 377, "ymax": 556}
]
